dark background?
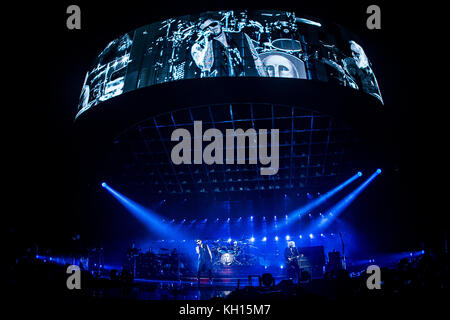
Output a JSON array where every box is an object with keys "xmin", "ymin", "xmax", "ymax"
[{"xmin": 6, "ymin": 1, "xmax": 446, "ymax": 257}]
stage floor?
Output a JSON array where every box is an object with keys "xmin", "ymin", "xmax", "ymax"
[{"xmin": 129, "ymin": 276, "xmax": 294, "ymax": 300}]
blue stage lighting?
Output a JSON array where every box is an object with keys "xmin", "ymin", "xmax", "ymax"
[
  {"xmin": 250, "ymin": 237, "xmax": 255, "ymax": 242},
  {"xmin": 285, "ymin": 172, "xmax": 363, "ymax": 224},
  {"xmin": 299, "ymin": 235, "xmax": 302, "ymax": 239},
  {"xmin": 357, "ymin": 172, "xmax": 362, "ymax": 176},
  {"xmin": 101, "ymin": 183, "xmax": 187, "ymax": 239},
  {"xmin": 309, "ymin": 233, "xmax": 314, "ymax": 239},
  {"xmin": 227, "ymin": 238, "xmax": 232, "ymax": 243},
  {"xmin": 275, "ymin": 236, "xmax": 279, "ymax": 241},
  {"xmin": 262, "ymin": 237, "xmax": 267, "ymax": 242},
  {"xmin": 314, "ymin": 169, "xmax": 382, "ymax": 230},
  {"xmin": 285, "ymin": 235, "xmax": 290, "ymax": 240}
]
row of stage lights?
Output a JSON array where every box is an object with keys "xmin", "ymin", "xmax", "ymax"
[
  {"xmin": 162, "ymin": 213, "xmax": 331, "ymax": 224},
  {"xmin": 157, "ymin": 233, "xmax": 335, "ymax": 242},
  {"xmin": 159, "ymin": 171, "xmax": 375, "ymax": 225}
]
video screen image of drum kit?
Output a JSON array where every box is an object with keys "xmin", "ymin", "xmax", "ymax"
[{"xmin": 76, "ymin": 10, "xmax": 383, "ymax": 119}]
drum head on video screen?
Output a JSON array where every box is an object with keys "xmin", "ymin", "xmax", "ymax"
[{"xmin": 259, "ymin": 51, "xmax": 307, "ymax": 79}]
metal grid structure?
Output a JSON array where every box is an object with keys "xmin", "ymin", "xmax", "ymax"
[{"xmin": 108, "ymin": 103, "xmax": 355, "ymax": 197}]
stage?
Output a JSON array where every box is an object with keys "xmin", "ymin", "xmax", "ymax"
[{"xmin": 132, "ymin": 277, "xmax": 287, "ymax": 300}]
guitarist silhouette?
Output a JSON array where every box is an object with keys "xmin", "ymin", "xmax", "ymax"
[{"xmin": 284, "ymin": 241, "xmax": 303, "ymax": 282}]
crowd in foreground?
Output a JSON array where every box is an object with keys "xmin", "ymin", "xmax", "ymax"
[{"xmin": 6, "ymin": 247, "xmax": 448, "ymax": 308}]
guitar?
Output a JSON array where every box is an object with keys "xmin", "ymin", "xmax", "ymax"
[{"xmin": 287, "ymin": 254, "xmax": 304, "ymax": 263}]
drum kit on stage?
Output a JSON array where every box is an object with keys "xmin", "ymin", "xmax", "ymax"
[
  {"xmin": 211, "ymin": 240, "xmax": 258, "ymax": 267},
  {"xmin": 125, "ymin": 248, "xmax": 181, "ymax": 278}
]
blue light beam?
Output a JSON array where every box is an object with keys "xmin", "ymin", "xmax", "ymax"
[
  {"xmin": 101, "ymin": 182, "xmax": 187, "ymax": 240},
  {"xmin": 315, "ymin": 169, "xmax": 382, "ymax": 230},
  {"xmin": 286, "ymin": 172, "xmax": 363, "ymax": 223}
]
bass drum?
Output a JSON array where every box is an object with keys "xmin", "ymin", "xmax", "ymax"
[
  {"xmin": 259, "ymin": 51, "xmax": 307, "ymax": 79},
  {"xmin": 220, "ymin": 253, "xmax": 235, "ymax": 266}
]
